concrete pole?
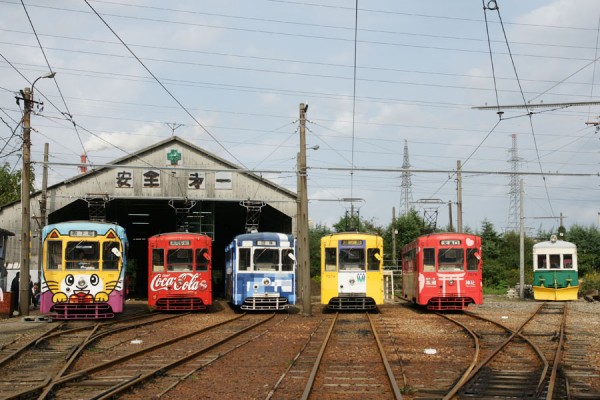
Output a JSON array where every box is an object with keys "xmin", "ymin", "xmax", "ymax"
[
  {"xmin": 519, "ymin": 179, "xmax": 525, "ymax": 299},
  {"xmin": 36, "ymin": 143, "xmax": 49, "ymax": 288},
  {"xmin": 456, "ymin": 160, "xmax": 463, "ymax": 233},
  {"xmin": 19, "ymin": 87, "xmax": 32, "ymax": 317},
  {"xmin": 298, "ymin": 103, "xmax": 311, "ymax": 316},
  {"xmin": 391, "ymin": 207, "xmax": 397, "ymax": 267}
]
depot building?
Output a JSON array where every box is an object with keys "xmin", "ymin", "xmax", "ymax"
[{"xmin": 0, "ymin": 136, "xmax": 297, "ymax": 297}]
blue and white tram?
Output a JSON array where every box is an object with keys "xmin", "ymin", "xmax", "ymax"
[{"xmin": 225, "ymin": 232, "xmax": 296, "ymax": 310}]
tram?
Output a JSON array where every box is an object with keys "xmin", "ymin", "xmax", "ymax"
[
  {"xmin": 40, "ymin": 221, "xmax": 128, "ymax": 319},
  {"xmin": 225, "ymin": 232, "xmax": 296, "ymax": 310},
  {"xmin": 147, "ymin": 232, "xmax": 212, "ymax": 311},
  {"xmin": 532, "ymin": 235, "xmax": 578, "ymax": 301},
  {"xmin": 401, "ymin": 232, "xmax": 483, "ymax": 310},
  {"xmin": 320, "ymin": 232, "xmax": 384, "ymax": 311}
]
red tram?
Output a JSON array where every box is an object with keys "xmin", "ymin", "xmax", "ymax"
[
  {"xmin": 147, "ymin": 232, "xmax": 212, "ymax": 311},
  {"xmin": 401, "ymin": 232, "xmax": 482, "ymax": 310}
]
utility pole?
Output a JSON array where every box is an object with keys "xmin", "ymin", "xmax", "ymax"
[
  {"xmin": 19, "ymin": 86, "xmax": 33, "ymax": 317},
  {"xmin": 18, "ymin": 72, "xmax": 55, "ymax": 317},
  {"xmin": 448, "ymin": 200, "xmax": 453, "ymax": 232},
  {"xmin": 391, "ymin": 207, "xmax": 397, "ymax": 267},
  {"xmin": 297, "ymin": 103, "xmax": 311, "ymax": 316},
  {"xmin": 456, "ymin": 160, "xmax": 463, "ymax": 233},
  {"xmin": 36, "ymin": 143, "xmax": 49, "ymax": 288},
  {"xmin": 519, "ymin": 179, "xmax": 524, "ymax": 299}
]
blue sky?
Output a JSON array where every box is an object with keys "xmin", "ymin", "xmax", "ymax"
[{"xmin": 1, "ymin": 0, "xmax": 600, "ymax": 234}]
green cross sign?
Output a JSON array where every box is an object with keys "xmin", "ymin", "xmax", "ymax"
[{"xmin": 166, "ymin": 149, "xmax": 182, "ymax": 165}]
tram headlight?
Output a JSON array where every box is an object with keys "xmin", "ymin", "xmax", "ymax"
[{"xmin": 449, "ymin": 279, "xmax": 455, "ymax": 286}]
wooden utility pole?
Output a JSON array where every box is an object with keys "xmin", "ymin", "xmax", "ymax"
[
  {"xmin": 19, "ymin": 87, "xmax": 33, "ymax": 317},
  {"xmin": 297, "ymin": 103, "xmax": 311, "ymax": 316},
  {"xmin": 456, "ymin": 160, "xmax": 463, "ymax": 233},
  {"xmin": 18, "ymin": 72, "xmax": 55, "ymax": 316},
  {"xmin": 36, "ymin": 143, "xmax": 49, "ymax": 288}
]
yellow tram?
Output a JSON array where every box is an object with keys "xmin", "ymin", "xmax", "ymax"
[{"xmin": 320, "ymin": 232, "xmax": 384, "ymax": 311}]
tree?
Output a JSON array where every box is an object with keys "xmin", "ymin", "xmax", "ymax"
[
  {"xmin": 478, "ymin": 219, "xmax": 500, "ymax": 260},
  {"xmin": 0, "ymin": 163, "xmax": 26, "ymax": 206},
  {"xmin": 383, "ymin": 209, "xmax": 425, "ymax": 265},
  {"xmin": 308, "ymin": 223, "xmax": 332, "ymax": 278}
]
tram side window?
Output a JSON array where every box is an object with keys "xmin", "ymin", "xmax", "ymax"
[
  {"xmin": 324, "ymin": 248, "xmax": 337, "ymax": 271},
  {"xmin": 238, "ymin": 248, "xmax": 251, "ymax": 271},
  {"xmin": 549, "ymin": 254, "xmax": 560, "ymax": 269},
  {"xmin": 46, "ymin": 240, "xmax": 62, "ymax": 270},
  {"xmin": 423, "ymin": 248, "xmax": 435, "ymax": 272},
  {"xmin": 537, "ymin": 255, "xmax": 547, "ymax": 269},
  {"xmin": 282, "ymin": 249, "xmax": 294, "ymax": 271},
  {"xmin": 152, "ymin": 249, "xmax": 165, "ymax": 272},
  {"xmin": 402, "ymin": 249, "xmax": 416, "ymax": 272},
  {"xmin": 438, "ymin": 248, "xmax": 464, "ymax": 272},
  {"xmin": 167, "ymin": 249, "xmax": 193, "ymax": 271},
  {"xmin": 196, "ymin": 248, "xmax": 209, "ymax": 271},
  {"xmin": 564, "ymin": 254, "xmax": 573, "ymax": 269},
  {"xmin": 254, "ymin": 248, "xmax": 279, "ymax": 271},
  {"xmin": 367, "ymin": 248, "xmax": 381, "ymax": 271},
  {"xmin": 466, "ymin": 249, "xmax": 479, "ymax": 271},
  {"xmin": 103, "ymin": 242, "xmax": 120, "ymax": 270}
]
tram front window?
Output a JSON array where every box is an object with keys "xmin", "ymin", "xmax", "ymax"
[
  {"xmin": 66, "ymin": 242, "xmax": 99, "ymax": 270},
  {"xmin": 167, "ymin": 249, "xmax": 193, "ymax": 271},
  {"xmin": 339, "ymin": 248, "xmax": 365, "ymax": 271},
  {"xmin": 254, "ymin": 248, "xmax": 279, "ymax": 271},
  {"xmin": 438, "ymin": 248, "xmax": 464, "ymax": 271}
]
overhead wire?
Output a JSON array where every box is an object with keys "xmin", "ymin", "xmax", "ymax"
[
  {"xmin": 84, "ymin": 0, "xmax": 247, "ymax": 169},
  {"xmin": 20, "ymin": 0, "xmax": 105, "ymax": 194}
]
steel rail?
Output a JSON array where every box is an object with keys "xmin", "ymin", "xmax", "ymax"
[
  {"xmin": 92, "ymin": 313, "xmax": 276, "ymax": 400},
  {"xmin": 35, "ymin": 313, "xmax": 188, "ymax": 400},
  {"xmin": 300, "ymin": 312, "xmax": 338, "ymax": 400},
  {"xmin": 367, "ymin": 313, "xmax": 403, "ymax": 400},
  {"xmin": 542, "ymin": 303, "xmax": 568, "ymax": 399},
  {"xmin": 448, "ymin": 303, "xmax": 551, "ymax": 396},
  {"xmin": 265, "ymin": 317, "xmax": 329, "ymax": 400},
  {"xmin": 437, "ymin": 312, "xmax": 481, "ymax": 400},
  {"xmin": 157, "ymin": 314, "xmax": 290, "ymax": 398}
]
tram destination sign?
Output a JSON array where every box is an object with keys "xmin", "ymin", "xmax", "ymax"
[
  {"xmin": 440, "ymin": 239, "xmax": 461, "ymax": 246},
  {"xmin": 69, "ymin": 230, "xmax": 97, "ymax": 237},
  {"xmin": 170, "ymin": 240, "xmax": 191, "ymax": 246}
]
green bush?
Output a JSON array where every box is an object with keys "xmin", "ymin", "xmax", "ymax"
[{"xmin": 580, "ymin": 271, "xmax": 600, "ymax": 295}]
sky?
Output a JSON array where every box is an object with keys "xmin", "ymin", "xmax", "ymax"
[{"xmin": 1, "ymin": 0, "xmax": 600, "ymax": 235}]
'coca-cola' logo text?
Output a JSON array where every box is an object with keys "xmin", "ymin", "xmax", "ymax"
[{"xmin": 150, "ymin": 273, "xmax": 208, "ymax": 292}]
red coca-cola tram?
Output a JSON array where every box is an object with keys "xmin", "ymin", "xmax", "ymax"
[
  {"xmin": 147, "ymin": 232, "xmax": 212, "ymax": 311},
  {"xmin": 401, "ymin": 232, "xmax": 483, "ymax": 310}
]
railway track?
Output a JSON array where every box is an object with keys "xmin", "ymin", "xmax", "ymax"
[
  {"xmin": 268, "ymin": 312, "xmax": 402, "ymax": 400},
  {"xmin": 0, "ymin": 312, "xmax": 185, "ymax": 399},
  {"xmin": 438, "ymin": 302, "xmax": 569, "ymax": 399},
  {"xmin": 46, "ymin": 313, "xmax": 276, "ymax": 399}
]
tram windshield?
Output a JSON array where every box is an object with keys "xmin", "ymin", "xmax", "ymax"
[
  {"xmin": 438, "ymin": 248, "xmax": 464, "ymax": 271},
  {"xmin": 339, "ymin": 248, "xmax": 365, "ymax": 271},
  {"xmin": 66, "ymin": 241, "xmax": 100, "ymax": 270},
  {"xmin": 253, "ymin": 248, "xmax": 279, "ymax": 271},
  {"xmin": 167, "ymin": 249, "xmax": 193, "ymax": 271}
]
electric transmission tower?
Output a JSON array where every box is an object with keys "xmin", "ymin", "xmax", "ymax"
[
  {"xmin": 399, "ymin": 139, "xmax": 414, "ymax": 216},
  {"xmin": 507, "ymin": 134, "xmax": 521, "ymax": 232}
]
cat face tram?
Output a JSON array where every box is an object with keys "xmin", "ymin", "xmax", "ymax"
[{"xmin": 40, "ymin": 221, "xmax": 128, "ymax": 319}]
